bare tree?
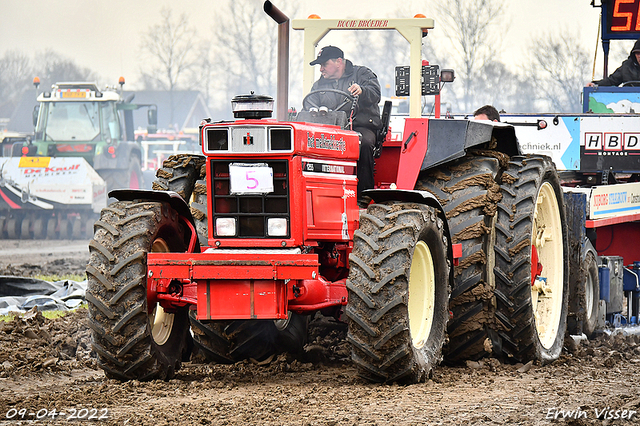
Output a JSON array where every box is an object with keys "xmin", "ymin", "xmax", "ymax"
[
  {"xmin": 210, "ymin": 0, "xmax": 278, "ymax": 101},
  {"xmin": 471, "ymin": 61, "xmax": 538, "ymax": 113},
  {"xmin": 37, "ymin": 50, "xmax": 97, "ymax": 87},
  {"xmin": 0, "ymin": 50, "xmax": 33, "ymax": 105},
  {"xmin": 206, "ymin": 0, "xmax": 300, "ymax": 116},
  {"xmin": 528, "ymin": 32, "xmax": 590, "ymax": 112},
  {"xmin": 139, "ymin": 8, "xmax": 199, "ymax": 92},
  {"xmin": 0, "ymin": 49, "xmax": 96, "ymax": 130},
  {"xmin": 433, "ymin": 0, "xmax": 507, "ymax": 112},
  {"xmin": 350, "ymin": 30, "xmax": 412, "ymax": 99}
]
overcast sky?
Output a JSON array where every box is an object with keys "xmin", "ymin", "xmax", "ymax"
[{"xmin": 0, "ymin": 0, "xmax": 619, "ymax": 89}]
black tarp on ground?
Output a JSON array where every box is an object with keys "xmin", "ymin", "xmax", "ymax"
[{"xmin": 0, "ymin": 276, "xmax": 86, "ymax": 315}]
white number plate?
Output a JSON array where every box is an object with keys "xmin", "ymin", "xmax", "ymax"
[{"xmin": 229, "ymin": 163, "xmax": 274, "ymax": 194}]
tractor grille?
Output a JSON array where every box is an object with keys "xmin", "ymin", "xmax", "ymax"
[{"xmin": 210, "ymin": 160, "xmax": 290, "ymax": 238}]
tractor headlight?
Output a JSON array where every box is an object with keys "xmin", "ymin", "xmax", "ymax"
[
  {"xmin": 215, "ymin": 218, "xmax": 236, "ymax": 236},
  {"xmin": 267, "ymin": 218, "xmax": 287, "ymax": 237}
]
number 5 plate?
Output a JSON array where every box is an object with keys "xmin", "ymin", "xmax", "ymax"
[{"xmin": 229, "ymin": 163, "xmax": 274, "ymax": 194}]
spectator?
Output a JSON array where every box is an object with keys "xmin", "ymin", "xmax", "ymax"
[
  {"xmin": 473, "ymin": 105, "xmax": 500, "ymax": 122},
  {"xmin": 587, "ymin": 38, "xmax": 640, "ymax": 87}
]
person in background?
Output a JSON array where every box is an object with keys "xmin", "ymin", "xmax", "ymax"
[
  {"xmin": 587, "ymin": 37, "xmax": 640, "ymax": 87},
  {"xmin": 305, "ymin": 46, "xmax": 381, "ymax": 201},
  {"xmin": 473, "ymin": 105, "xmax": 501, "ymax": 122}
]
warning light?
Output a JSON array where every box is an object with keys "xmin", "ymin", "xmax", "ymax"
[
  {"xmin": 33, "ymin": 77, "xmax": 40, "ymax": 89},
  {"xmin": 414, "ymin": 14, "xmax": 429, "ymax": 36},
  {"xmin": 308, "ymin": 14, "xmax": 321, "ymax": 19},
  {"xmin": 440, "ymin": 69, "xmax": 455, "ymax": 83},
  {"xmin": 107, "ymin": 146, "xmax": 116, "ymax": 155},
  {"xmin": 21, "ymin": 146, "xmax": 29, "ymax": 156}
]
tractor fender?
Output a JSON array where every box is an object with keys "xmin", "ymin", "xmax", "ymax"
[
  {"xmin": 109, "ymin": 189, "xmax": 196, "ymax": 225},
  {"xmin": 422, "ymin": 119, "xmax": 521, "ymax": 171},
  {"xmin": 362, "ymin": 188, "xmax": 454, "ymax": 259},
  {"xmin": 363, "ymin": 188, "xmax": 444, "ymax": 211}
]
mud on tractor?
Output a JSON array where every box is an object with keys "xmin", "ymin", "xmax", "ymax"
[
  {"xmin": 0, "ymin": 80, "xmax": 157, "ymax": 240},
  {"xmin": 86, "ymin": 2, "xmax": 569, "ymax": 383}
]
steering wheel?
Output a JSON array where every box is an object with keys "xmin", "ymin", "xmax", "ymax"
[
  {"xmin": 621, "ymin": 81, "xmax": 640, "ymax": 87},
  {"xmin": 303, "ymin": 89, "xmax": 358, "ymax": 117}
]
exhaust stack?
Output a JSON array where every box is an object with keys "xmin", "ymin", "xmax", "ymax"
[{"xmin": 264, "ymin": 1, "xmax": 289, "ymax": 122}]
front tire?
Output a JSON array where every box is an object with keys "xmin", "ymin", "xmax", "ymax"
[
  {"xmin": 346, "ymin": 203, "xmax": 451, "ymax": 384},
  {"xmin": 86, "ymin": 200, "xmax": 192, "ymax": 380}
]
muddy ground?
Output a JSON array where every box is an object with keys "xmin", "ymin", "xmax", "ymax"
[{"xmin": 1, "ymin": 240, "xmax": 640, "ymax": 425}]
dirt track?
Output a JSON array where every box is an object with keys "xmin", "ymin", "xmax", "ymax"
[{"xmin": 1, "ymin": 240, "xmax": 640, "ymax": 425}]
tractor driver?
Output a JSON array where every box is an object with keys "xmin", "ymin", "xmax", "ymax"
[{"xmin": 305, "ymin": 46, "xmax": 382, "ymax": 202}]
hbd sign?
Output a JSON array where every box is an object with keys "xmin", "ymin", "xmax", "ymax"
[{"xmin": 584, "ymin": 132, "xmax": 640, "ymax": 152}]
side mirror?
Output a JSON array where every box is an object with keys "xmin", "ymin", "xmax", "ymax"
[{"xmin": 32, "ymin": 105, "xmax": 40, "ymax": 127}]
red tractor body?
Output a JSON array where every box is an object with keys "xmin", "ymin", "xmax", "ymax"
[
  {"xmin": 147, "ymin": 118, "xmax": 361, "ymax": 321},
  {"xmin": 88, "ymin": 4, "xmax": 565, "ymax": 385}
]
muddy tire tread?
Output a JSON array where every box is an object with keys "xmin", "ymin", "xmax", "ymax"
[
  {"xmin": 417, "ymin": 156, "xmax": 503, "ymax": 362},
  {"xmin": 493, "ymin": 155, "xmax": 569, "ymax": 363},
  {"xmin": 346, "ymin": 202, "xmax": 450, "ymax": 384},
  {"xmin": 86, "ymin": 201, "xmax": 191, "ymax": 380},
  {"xmin": 151, "ymin": 154, "xmax": 206, "ymax": 201}
]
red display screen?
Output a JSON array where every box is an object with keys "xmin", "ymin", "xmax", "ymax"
[{"xmin": 608, "ymin": 0, "xmax": 640, "ymax": 33}]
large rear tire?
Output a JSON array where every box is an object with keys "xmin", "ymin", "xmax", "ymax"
[
  {"xmin": 346, "ymin": 202, "xmax": 450, "ymax": 384},
  {"xmin": 152, "ymin": 154, "xmax": 206, "ymax": 201},
  {"xmin": 86, "ymin": 200, "xmax": 192, "ymax": 380},
  {"xmin": 191, "ymin": 177, "xmax": 208, "ymax": 247},
  {"xmin": 417, "ymin": 155, "xmax": 503, "ymax": 362},
  {"xmin": 494, "ymin": 155, "xmax": 569, "ymax": 363}
]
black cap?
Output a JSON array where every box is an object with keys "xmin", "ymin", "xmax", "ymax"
[{"xmin": 310, "ymin": 46, "xmax": 344, "ymax": 65}]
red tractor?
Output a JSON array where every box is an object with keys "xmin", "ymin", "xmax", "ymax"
[{"xmin": 86, "ymin": 3, "xmax": 569, "ymax": 383}]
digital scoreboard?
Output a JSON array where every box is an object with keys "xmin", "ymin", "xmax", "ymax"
[{"xmin": 603, "ymin": 0, "xmax": 640, "ymax": 40}]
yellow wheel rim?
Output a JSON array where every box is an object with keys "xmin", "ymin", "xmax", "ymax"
[
  {"xmin": 408, "ymin": 240, "xmax": 436, "ymax": 350},
  {"xmin": 149, "ymin": 238, "xmax": 175, "ymax": 346},
  {"xmin": 530, "ymin": 182, "xmax": 564, "ymax": 350}
]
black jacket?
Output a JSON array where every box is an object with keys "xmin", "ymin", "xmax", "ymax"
[
  {"xmin": 307, "ymin": 60, "xmax": 382, "ymax": 130},
  {"xmin": 595, "ymin": 38, "xmax": 640, "ymax": 86}
]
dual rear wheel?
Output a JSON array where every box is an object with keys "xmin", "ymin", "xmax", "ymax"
[
  {"xmin": 86, "ymin": 153, "xmax": 570, "ymax": 381},
  {"xmin": 494, "ymin": 156, "xmax": 569, "ymax": 363}
]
